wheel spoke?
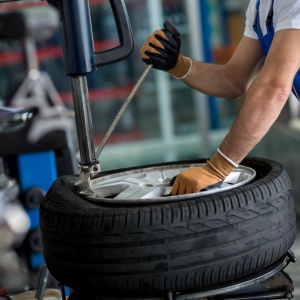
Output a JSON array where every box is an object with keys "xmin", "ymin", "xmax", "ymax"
[{"xmin": 114, "ymin": 186, "xmax": 168, "ymax": 200}]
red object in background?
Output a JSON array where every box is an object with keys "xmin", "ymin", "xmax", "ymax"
[{"xmin": 0, "ymin": 288, "xmax": 7, "ymax": 297}]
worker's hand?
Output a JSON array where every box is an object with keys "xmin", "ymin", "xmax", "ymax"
[
  {"xmin": 171, "ymin": 150, "xmax": 237, "ymax": 195},
  {"xmin": 140, "ymin": 21, "xmax": 191, "ymax": 78}
]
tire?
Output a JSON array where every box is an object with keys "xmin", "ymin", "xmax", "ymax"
[{"xmin": 40, "ymin": 157, "xmax": 296, "ymax": 297}]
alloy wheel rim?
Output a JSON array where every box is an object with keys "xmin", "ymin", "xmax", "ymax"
[{"xmin": 86, "ymin": 163, "xmax": 256, "ymax": 204}]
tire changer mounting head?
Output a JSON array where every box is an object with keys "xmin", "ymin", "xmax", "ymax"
[{"xmin": 45, "ymin": 0, "xmax": 134, "ymax": 195}]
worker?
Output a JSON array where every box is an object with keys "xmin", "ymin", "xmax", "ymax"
[{"xmin": 140, "ymin": 0, "xmax": 300, "ymax": 195}]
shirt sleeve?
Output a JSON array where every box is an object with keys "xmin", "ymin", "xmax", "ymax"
[
  {"xmin": 274, "ymin": 0, "xmax": 300, "ymax": 32},
  {"xmin": 244, "ymin": 0, "xmax": 258, "ymax": 39}
]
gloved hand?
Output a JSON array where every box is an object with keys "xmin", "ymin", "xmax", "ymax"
[
  {"xmin": 140, "ymin": 21, "xmax": 191, "ymax": 79},
  {"xmin": 171, "ymin": 150, "xmax": 237, "ymax": 195}
]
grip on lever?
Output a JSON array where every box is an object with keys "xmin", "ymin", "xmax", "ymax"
[{"xmin": 50, "ymin": 0, "xmax": 134, "ymax": 76}]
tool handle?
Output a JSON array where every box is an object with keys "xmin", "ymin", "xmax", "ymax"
[
  {"xmin": 49, "ymin": 0, "xmax": 133, "ymax": 76},
  {"xmin": 95, "ymin": 0, "xmax": 134, "ymax": 67}
]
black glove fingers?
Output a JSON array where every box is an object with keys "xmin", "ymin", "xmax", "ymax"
[
  {"xmin": 140, "ymin": 30, "xmax": 165, "ymax": 59},
  {"xmin": 149, "ymin": 41, "xmax": 177, "ymax": 59},
  {"xmin": 147, "ymin": 43, "xmax": 168, "ymax": 59},
  {"xmin": 145, "ymin": 50, "xmax": 164, "ymax": 59},
  {"xmin": 148, "ymin": 34, "xmax": 165, "ymax": 50},
  {"xmin": 162, "ymin": 28, "xmax": 181, "ymax": 55},
  {"xmin": 145, "ymin": 51, "xmax": 170, "ymax": 69},
  {"xmin": 172, "ymin": 32, "xmax": 181, "ymax": 48},
  {"xmin": 156, "ymin": 31, "xmax": 177, "ymax": 48},
  {"xmin": 155, "ymin": 31, "xmax": 178, "ymax": 58},
  {"xmin": 150, "ymin": 32, "xmax": 177, "ymax": 55},
  {"xmin": 163, "ymin": 21, "xmax": 181, "ymax": 50},
  {"xmin": 140, "ymin": 21, "xmax": 181, "ymax": 71},
  {"xmin": 142, "ymin": 58, "xmax": 152, "ymax": 66},
  {"xmin": 163, "ymin": 20, "xmax": 180, "ymax": 36}
]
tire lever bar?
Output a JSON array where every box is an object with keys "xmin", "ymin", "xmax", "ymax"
[{"xmin": 95, "ymin": 64, "xmax": 152, "ymax": 160}]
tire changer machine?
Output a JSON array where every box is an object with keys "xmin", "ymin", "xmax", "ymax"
[{"xmin": 0, "ymin": 0, "xmax": 298, "ymax": 299}]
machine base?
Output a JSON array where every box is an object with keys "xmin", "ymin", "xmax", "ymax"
[{"xmin": 64, "ymin": 250, "xmax": 296, "ymax": 300}]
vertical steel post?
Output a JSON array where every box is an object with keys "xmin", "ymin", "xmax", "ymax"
[
  {"xmin": 71, "ymin": 76, "xmax": 98, "ymax": 169},
  {"xmin": 46, "ymin": 0, "xmax": 133, "ymax": 192},
  {"xmin": 58, "ymin": 0, "xmax": 98, "ymax": 174}
]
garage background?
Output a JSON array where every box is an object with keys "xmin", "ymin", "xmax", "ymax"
[
  {"xmin": 0, "ymin": 0, "xmax": 247, "ymax": 168},
  {"xmin": 0, "ymin": 0, "xmax": 299, "ymax": 297},
  {"xmin": 1, "ymin": 0, "xmax": 298, "ymax": 209}
]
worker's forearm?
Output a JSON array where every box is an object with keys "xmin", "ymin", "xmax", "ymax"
[
  {"xmin": 219, "ymin": 80, "xmax": 290, "ymax": 163},
  {"xmin": 182, "ymin": 60, "xmax": 245, "ymax": 99}
]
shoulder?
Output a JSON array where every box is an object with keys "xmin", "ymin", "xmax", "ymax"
[
  {"xmin": 244, "ymin": 0, "xmax": 259, "ymax": 39},
  {"xmin": 245, "ymin": 0, "xmax": 258, "ymax": 21},
  {"xmin": 274, "ymin": 0, "xmax": 300, "ymax": 32}
]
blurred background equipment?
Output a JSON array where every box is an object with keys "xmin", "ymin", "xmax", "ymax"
[
  {"xmin": 0, "ymin": 157, "xmax": 29, "ymax": 293},
  {"xmin": 0, "ymin": 3, "xmax": 78, "ymax": 293}
]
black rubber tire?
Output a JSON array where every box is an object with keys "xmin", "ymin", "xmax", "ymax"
[{"xmin": 40, "ymin": 157, "xmax": 296, "ymax": 297}]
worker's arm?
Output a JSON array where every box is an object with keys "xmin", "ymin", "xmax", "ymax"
[
  {"xmin": 140, "ymin": 21, "xmax": 265, "ymax": 99},
  {"xmin": 182, "ymin": 35, "xmax": 264, "ymax": 99},
  {"xmin": 141, "ymin": 24, "xmax": 300, "ymax": 195},
  {"xmin": 171, "ymin": 29, "xmax": 300, "ymax": 195},
  {"xmin": 220, "ymin": 29, "xmax": 300, "ymax": 163}
]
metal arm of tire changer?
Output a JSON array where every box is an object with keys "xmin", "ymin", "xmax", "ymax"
[{"xmin": 46, "ymin": 0, "xmax": 138, "ymax": 195}]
